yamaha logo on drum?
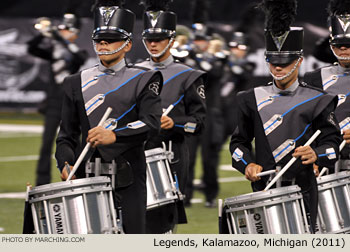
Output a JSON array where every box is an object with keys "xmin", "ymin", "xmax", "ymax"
[
  {"xmin": 253, "ymin": 213, "xmax": 265, "ymax": 234},
  {"xmin": 50, "ymin": 203, "xmax": 67, "ymax": 234},
  {"xmin": 53, "ymin": 204, "xmax": 60, "ymax": 212}
]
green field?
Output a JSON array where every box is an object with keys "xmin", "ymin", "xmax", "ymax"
[{"xmin": 0, "ymin": 113, "xmax": 252, "ymax": 234}]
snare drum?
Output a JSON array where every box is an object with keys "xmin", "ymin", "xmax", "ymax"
[
  {"xmin": 316, "ymin": 170, "xmax": 350, "ymax": 234},
  {"xmin": 224, "ymin": 185, "xmax": 309, "ymax": 234},
  {"xmin": 29, "ymin": 176, "xmax": 121, "ymax": 234},
  {"xmin": 145, "ymin": 148, "xmax": 178, "ymax": 210}
]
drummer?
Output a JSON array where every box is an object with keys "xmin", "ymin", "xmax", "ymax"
[
  {"xmin": 55, "ymin": 0, "xmax": 162, "ymax": 234},
  {"xmin": 229, "ymin": 0, "xmax": 341, "ymax": 233},
  {"xmin": 135, "ymin": 0, "xmax": 206, "ymax": 233},
  {"xmin": 304, "ymin": 0, "xmax": 350, "ymax": 174}
]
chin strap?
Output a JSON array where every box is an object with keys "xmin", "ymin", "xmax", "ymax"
[
  {"xmin": 268, "ymin": 57, "xmax": 302, "ymax": 81},
  {"xmin": 93, "ymin": 38, "xmax": 131, "ymax": 56},
  {"xmin": 330, "ymin": 45, "xmax": 350, "ymax": 61},
  {"xmin": 142, "ymin": 36, "xmax": 175, "ymax": 58}
]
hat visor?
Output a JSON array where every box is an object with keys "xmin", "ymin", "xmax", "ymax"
[
  {"xmin": 330, "ymin": 37, "xmax": 350, "ymax": 46},
  {"xmin": 143, "ymin": 32, "xmax": 171, "ymax": 40},
  {"xmin": 266, "ymin": 53, "xmax": 300, "ymax": 66},
  {"xmin": 92, "ymin": 31, "xmax": 128, "ymax": 41}
]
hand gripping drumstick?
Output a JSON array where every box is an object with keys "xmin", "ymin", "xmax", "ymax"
[
  {"xmin": 67, "ymin": 107, "xmax": 113, "ymax": 181},
  {"xmin": 256, "ymin": 170, "xmax": 277, "ymax": 177},
  {"xmin": 264, "ymin": 130, "xmax": 321, "ymax": 191}
]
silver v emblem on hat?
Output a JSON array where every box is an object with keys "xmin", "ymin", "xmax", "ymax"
[
  {"xmin": 100, "ymin": 7, "xmax": 117, "ymax": 26},
  {"xmin": 272, "ymin": 31, "xmax": 289, "ymax": 52},
  {"xmin": 147, "ymin": 11, "xmax": 162, "ymax": 28},
  {"xmin": 338, "ymin": 16, "xmax": 350, "ymax": 33}
]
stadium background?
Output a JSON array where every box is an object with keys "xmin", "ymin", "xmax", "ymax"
[{"xmin": 0, "ymin": 0, "xmax": 333, "ymax": 233}]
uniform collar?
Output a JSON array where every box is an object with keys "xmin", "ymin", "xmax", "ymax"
[
  {"xmin": 334, "ymin": 62, "xmax": 350, "ymax": 75},
  {"xmin": 149, "ymin": 55, "xmax": 174, "ymax": 69},
  {"xmin": 98, "ymin": 59, "xmax": 126, "ymax": 74},
  {"xmin": 272, "ymin": 79, "xmax": 299, "ymax": 95}
]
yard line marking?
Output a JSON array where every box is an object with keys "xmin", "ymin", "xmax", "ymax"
[
  {"xmin": 0, "ymin": 132, "xmax": 41, "ymax": 138},
  {"xmin": 0, "ymin": 124, "xmax": 43, "ymax": 133},
  {"xmin": 219, "ymin": 164, "xmax": 238, "ymax": 172},
  {"xmin": 0, "ymin": 227, "xmax": 4, "ymax": 232},
  {"xmin": 193, "ymin": 176, "xmax": 246, "ymax": 185},
  {"xmin": 0, "ymin": 192, "xmax": 26, "ymax": 199},
  {"xmin": 190, "ymin": 198, "xmax": 203, "ymax": 204},
  {"xmin": 0, "ymin": 155, "xmax": 39, "ymax": 162}
]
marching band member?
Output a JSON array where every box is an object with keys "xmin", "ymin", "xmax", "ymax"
[
  {"xmin": 27, "ymin": 11, "xmax": 88, "ymax": 186},
  {"xmin": 304, "ymin": 0, "xmax": 350, "ymax": 173},
  {"xmin": 55, "ymin": 0, "xmax": 162, "ymax": 233},
  {"xmin": 136, "ymin": 0, "xmax": 207, "ymax": 233},
  {"xmin": 185, "ymin": 0, "xmax": 225, "ymax": 208},
  {"xmin": 229, "ymin": 0, "xmax": 341, "ymax": 232}
]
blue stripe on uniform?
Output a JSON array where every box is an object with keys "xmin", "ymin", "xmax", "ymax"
[
  {"xmin": 323, "ymin": 74, "xmax": 346, "ymax": 88},
  {"xmin": 264, "ymin": 93, "xmax": 324, "ymax": 132},
  {"xmin": 163, "ymin": 69, "xmax": 192, "ymax": 85},
  {"xmin": 233, "ymin": 151, "xmax": 247, "ymax": 165},
  {"xmin": 105, "ymin": 103, "xmax": 137, "ymax": 129},
  {"xmin": 257, "ymin": 95, "xmax": 281, "ymax": 108},
  {"xmin": 82, "ymin": 73, "xmax": 108, "ymax": 89},
  {"xmin": 273, "ymin": 124, "xmax": 311, "ymax": 160},
  {"xmin": 86, "ymin": 71, "xmax": 145, "ymax": 112}
]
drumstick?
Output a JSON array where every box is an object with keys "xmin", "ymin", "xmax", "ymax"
[
  {"xmin": 67, "ymin": 107, "xmax": 113, "ymax": 181},
  {"xmin": 264, "ymin": 130, "xmax": 321, "ymax": 191},
  {"xmin": 218, "ymin": 199, "xmax": 223, "ymax": 234},
  {"xmin": 318, "ymin": 167, "xmax": 329, "ymax": 177},
  {"xmin": 340, "ymin": 140, "xmax": 346, "ymax": 152},
  {"xmin": 256, "ymin": 170, "xmax": 277, "ymax": 177},
  {"xmin": 162, "ymin": 94, "xmax": 184, "ymax": 117},
  {"xmin": 162, "ymin": 104, "xmax": 174, "ymax": 117}
]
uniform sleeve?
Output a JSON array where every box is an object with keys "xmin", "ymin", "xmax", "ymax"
[
  {"xmin": 113, "ymin": 73, "xmax": 162, "ymax": 142},
  {"xmin": 27, "ymin": 34, "xmax": 53, "ymax": 61},
  {"xmin": 229, "ymin": 92, "xmax": 255, "ymax": 174},
  {"xmin": 312, "ymin": 98, "xmax": 342, "ymax": 168},
  {"xmin": 172, "ymin": 76, "xmax": 206, "ymax": 135},
  {"xmin": 55, "ymin": 80, "xmax": 81, "ymax": 172}
]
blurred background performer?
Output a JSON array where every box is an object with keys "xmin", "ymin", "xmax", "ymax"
[
  {"xmin": 220, "ymin": 31, "xmax": 256, "ymax": 143},
  {"xmin": 136, "ymin": 0, "xmax": 207, "ymax": 233},
  {"xmin": 55, "ymin": 0, "xmax": 163, "ymax": 234},
  {"xmin": 184, "ymin": 0, "xmax": 226, "ymax": 208},
  {"xmin": 229, "ymin": 0, "xmax": 341, "ymax": 233},
  {"xmin": 27, "ymin": 7, "xmax": 88, "ymax": 186},
  {"xmin": 304, "ymin": 0, "xmax": 350, "ymax": 174}
]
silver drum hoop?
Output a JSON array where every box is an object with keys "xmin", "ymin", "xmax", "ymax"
[{"xmin": 29, "ymin": 176, "xmax": 121, "ymax": 234}]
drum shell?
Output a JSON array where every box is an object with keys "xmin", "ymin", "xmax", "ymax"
[
  {"xmin": 316, "ymin": 170, "xmax": 350, "ymax": 234},
  {"xmin": 145, "ymin": 148, "xmax": 178, "ymax": 209},
  {"xmin": 29, "ymin": 176, "xmax": 116, "ymax": 234},
  {"xmin": 224, "ymin": 185, "xmax": 308, "ymax": 234}
]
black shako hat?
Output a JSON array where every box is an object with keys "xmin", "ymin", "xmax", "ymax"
[
  {"xmin": 58, "ymin": 13, "xmax": 81, "ymax": 33},
  {"xmin": 261, "ymin": 0, "xmax": 303, "ymax": 65},
  {"xmin": 328, "ymin": 0, "xmax": 350, "ymax": 46},
  {"xmin": 191, "ymin": 0, "xmax": 210, "ymax": 41},
  {"xmin": 92, "ymin": 0, "xmax": 135, "ymax": 40},
  {"xmin": 140, "ymin": 0, "xmax": 176, "ymax": 39}
]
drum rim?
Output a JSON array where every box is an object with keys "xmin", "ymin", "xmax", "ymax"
[
  {"xmin": 29, "ymin": 187, "xmax": 111, "ymax": 203},
  {"xmin": 317, "ymin": 170, "xmax": 350, "ymax": 185},
  {"xmin": 145, "ymin": 147, "xmax": 167, "ymax": 158},
  {"xmin": 320, "ymin": 226, "xmax": 350, "ymax": 234},
  {"xmin": 224, "ymin": 185, "xmax": 301, "ymax": 205},
  {"xmin": 28, "ymin": 176, "xmax": 112, "ymax": 195},
  {"xmin": 225, "ymin": 194, "xmax": 303, "ymax": 212},
  {"xmin": 147, "ymin": 198, "xmax": 177, "ymax": 210}
]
